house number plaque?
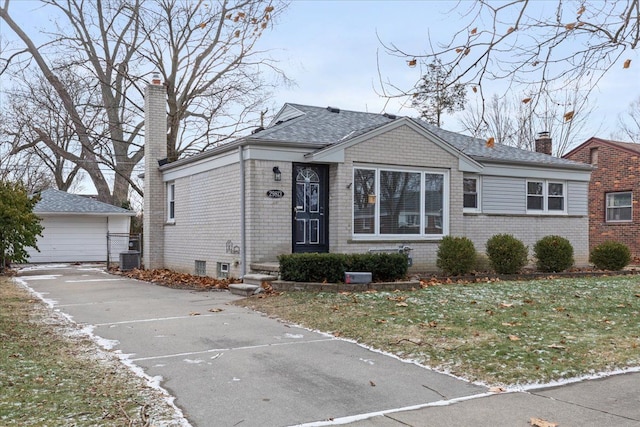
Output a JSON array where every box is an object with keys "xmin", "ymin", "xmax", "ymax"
[{"xmin": 266, "ymin": 190, "xmax": 285, "ymax": 199}]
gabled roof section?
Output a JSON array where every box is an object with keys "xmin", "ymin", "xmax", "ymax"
[
  {"xmin": 33, "ymin": 189, "xmax": 135, "ymax": 215},
  {"xmin": 252, "ymin": 103, "xmax": 397, "ymax": 146},
  {"xmin": 563, "ymin": 137, "xmax": 640, "ymax": 158}
]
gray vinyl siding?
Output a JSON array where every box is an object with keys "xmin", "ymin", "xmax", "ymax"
[
  {"xmin": 481, "ymin": 176, "xmax": 526, "ymax": 214},
  {"xmin": 567, "ymin": 181, "xmax": 589, "ymax": 215}
]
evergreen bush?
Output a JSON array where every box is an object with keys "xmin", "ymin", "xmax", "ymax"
[
  {"xmin": 533, "ymin": 235, "xmax": 574, "ymax": 272},
  {"xmin": 436, "ymin": 236, "xmax": 477, "ymax": 275},
  {"xmin": 589, "ymin": 241, "xmax": 631, "ymax": 271},
  {"xmin": 278, "ymin": 252, "xmax": 408, "ymax": 283},
  {"xmin": 485, "ymin": 234, "xmax": 528, "ymax": 274}
]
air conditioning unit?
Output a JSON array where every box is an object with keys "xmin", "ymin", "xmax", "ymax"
[{"xmin": 120, "ymin": 251, "xmax": 140, "ymax": 271}]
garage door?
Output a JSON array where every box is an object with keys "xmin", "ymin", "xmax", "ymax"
[{"xmin": 27, "ymin": 216, "xmax": 108, "ymax": 263}]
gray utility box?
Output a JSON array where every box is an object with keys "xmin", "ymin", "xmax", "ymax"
[
  {"xmin": 344, "ymin": 272, "xmax": 372, "ymax": 284},
  {"xmin": 119, "ymin": 251, "xmax": 140, "ymax": 271}
]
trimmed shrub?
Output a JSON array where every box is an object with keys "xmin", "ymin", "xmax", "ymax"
[
  {"xmin": 436, "ymin": 236, "xmax": 477, "ymax": 275},
  {"xmin": 278, "ymin": 252, "xmax": 408, "ymax": 283},
  {"xmin": 485, "ymin": 234, "xmax": 528, "ymax": 274},
  {"xmin": 533, "ymin": 235, "xmax": 574, "ymax": 272},
  {"xmin": 589, "ymin": 241, "xmax": 631, "ymax": 271}
]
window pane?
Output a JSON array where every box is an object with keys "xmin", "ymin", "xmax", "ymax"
[
  {"xmin": 608, "ymin": 192, "xmax": 632, "ymax": 207},
  {"xmin": 296, "ymin": 182, "xmax": 306, "ymax": 212},
  {"xmin": 463, "ymin": 178, "xmax": 477, "ymax": 193},
  {"xmin": 548, "ymin": 183, "xmax": 563, "ymax": 196},
  {"xmin": 425, "ymin": 173, "xmax": 444, "ymax": 234},
  {"xmin": 309, "ymin": 183, "xmax": 319, "ymax": 213},
  {"xmin": 527, "ymin": 182, "xmax": 543, "ymax": 195},
  {"xmin": 353, "ymin": 169, "xmax": 376, "ymax": 234},
  {"xmin": 463, "ymin": 194, "xmax": 477, "ymax": 209},
  {"xmin": 548, "ymin": 197, "xmax": 564, "ymax": 211},
  {"xmin": 528, "ymin": 196, "xmax": 543, "ymax": 210},
  {"xmin": 380, "ymin": 170, "xmax": 420, "ymax": 234}
]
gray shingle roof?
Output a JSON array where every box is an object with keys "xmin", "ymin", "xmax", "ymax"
[
  {"xmin": 33, "ymin": 189, "xmax": 135, "ymax": 215},
  {"xmin": 253, "ymin": 103, "xmax": 397, "ymax": 145},
  {"xmin": 252, "ymin": 103, "xmax": 591, "ymax": 170}
]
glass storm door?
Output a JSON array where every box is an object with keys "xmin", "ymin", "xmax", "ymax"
[{"xmin": 293, "ymin": 164, "xmax": 329, "ymax": 253}]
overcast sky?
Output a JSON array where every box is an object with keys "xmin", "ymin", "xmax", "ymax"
[
  {"xmin": 257, "ymin": 0, "xmax": 640, "ymax": 142},
  {"xmin": 2, "ymin": 0, "xmax": 639, "ymax": 144}
]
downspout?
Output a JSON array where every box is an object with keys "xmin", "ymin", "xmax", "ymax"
[{"xmin": 239, "ymin": 145, "xmax": 246, "ymax": 278}]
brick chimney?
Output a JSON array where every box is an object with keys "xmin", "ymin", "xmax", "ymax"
[
  {"xmin": 143, "ymin": 74, "xmax": 167, "ymax": 270},
  {"xmin": 535, "ymin": 131, "xmax": 552, "ymax": 155}
]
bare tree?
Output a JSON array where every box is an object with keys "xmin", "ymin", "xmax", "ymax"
[
  {"xmin": 1, "ymin": 70, "xmax": 87, "ymax": 192},
  {"xmin": 410, "ymin": 59, "xmax": 466, "ymax": 127},
  {"xmin": 616, "ymin": 95, "xmax": 640, "ymax": 142},
  {"xmin": 380, "ymin": 1, "xmax": 638, "ymax": 126},
  {"xmin": 1, "ymin": 0, "xmax": 288, "ymax": 205},
  {"xmin": 460, "ymin": 86, "xmax": 595, "ymax": 156}
]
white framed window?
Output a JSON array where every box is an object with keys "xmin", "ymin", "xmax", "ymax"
[
  {"xmin": 463, "ymin": 175, "xmax": 480, "ymax": 212},
  {"xmin": 353, "ymin": 166, "xmax": 448, "ymax": 238},
  {"xmin": 606, "ymin": 192, "xmax": 632, "ymax": 222},
  {"xmin": 527, "ymin": 180, "xmax": 565, "ymax": 213},
  {"xmin": 167, "ymin": 182, "xmax": 175, "ymax": 222}
]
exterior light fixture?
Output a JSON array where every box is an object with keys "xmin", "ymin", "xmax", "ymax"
[{"xmin": 272, "ymin": 166, "xmax": 282, "ymax": 181}]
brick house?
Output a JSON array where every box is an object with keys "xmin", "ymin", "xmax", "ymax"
[
  {"xmin": 143, "ymin": 82, "xmax": 592, "ymax": 277},
  {"xmin": 563, "ymin": 137, "xmax": 640, "ymax": 261}
]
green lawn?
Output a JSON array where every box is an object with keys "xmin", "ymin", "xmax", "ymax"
[
  {"xmin": 0, "ymin": 278, "xmax": 180, "ymax": 426},
  {"xmin": 240, "ymin": 275, "xmax": 640, "ymax": 386}
]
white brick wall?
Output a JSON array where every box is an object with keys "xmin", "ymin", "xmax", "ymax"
[
  {"xmin": 163, "ymin": 163, "xmax": 243, "ymax": 277},
  {"xmin": 245, "ymin": 160, "xmax": 292, "ymax": 263},
  {"xmin": 463, "ymin": 215, "xmax": 590, "ymax": 267},
  {"xmin": 329, "ymin": 124, "xmax": 461, "ymax": 271}
]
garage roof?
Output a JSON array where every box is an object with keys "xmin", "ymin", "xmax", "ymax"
[{"xmin": 33, "ymin": 189, "xmax": 135, "ymax": 215}]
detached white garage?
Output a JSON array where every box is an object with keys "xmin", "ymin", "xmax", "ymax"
[{"xmin": 27, "ymin": 189, "xmax": 136, "ymax": 263}]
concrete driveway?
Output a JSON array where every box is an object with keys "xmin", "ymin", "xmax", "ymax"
[{"xmin": 15, "ymin": 264, "xmax": 486, "ymax": 427}]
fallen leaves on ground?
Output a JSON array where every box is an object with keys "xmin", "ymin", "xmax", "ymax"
[
  {"xmin": 530, "ymin": 417, "xmax": 558, "ymax": 427},
  {"xmin": 113, "ymin": 268, "xmax": 241, "ymax": 290}
]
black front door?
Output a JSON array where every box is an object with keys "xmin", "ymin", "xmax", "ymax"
[{"xmin": 292, "ymin": 164, "xmax": 329, "ymax": 253}]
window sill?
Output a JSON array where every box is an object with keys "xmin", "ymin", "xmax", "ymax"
[
  {"xmin": 165, "ymin": 221, "xmax": 176, "ymax": 226},
  {"xmin": 348, "ymin": 236, "xmax": 444, "ymax": 243}
]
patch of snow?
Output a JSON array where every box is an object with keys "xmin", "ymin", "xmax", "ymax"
[
  {"xmin": 284, "ymin": 333, "xmax": 304, "ymax": 339},
  {"xmin": 183, "ymin": 359, "xmax": 205, "ymax": 364}
]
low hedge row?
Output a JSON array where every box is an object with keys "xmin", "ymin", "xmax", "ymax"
[{"xmin": 278, "ymin": 252, "xmax": 408, "ymax": 283}]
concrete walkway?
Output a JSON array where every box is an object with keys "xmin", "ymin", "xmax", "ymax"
[
  {"xmin": 15, "ymin": 264, "xmax": 483, "ymax": 427},
  {"xmin": 14, "ymin": 264, "xmax": 640, "ymax": 427}
]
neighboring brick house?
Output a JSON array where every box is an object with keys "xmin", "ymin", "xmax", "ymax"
[
  {"xmin": 143, "ymin": 81, "xmax": 592, "ymax": 277},
  {"xmin": 563, "ymin": 137, "xmax": 640, "ymax": 261}
]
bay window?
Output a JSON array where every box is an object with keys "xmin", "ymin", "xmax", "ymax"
[{"xmin": 353, "ymin": 167, "xmax": 447, "ymax": 237}]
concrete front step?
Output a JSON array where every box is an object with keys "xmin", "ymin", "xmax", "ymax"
[
  {"xmin": 229, "ymin": 283, "xmax": 260, "ymax": 297},
  {"xmin": 243, "ymin": 273, "xmax": 277, "ymax": 286},
  {"xmin": 249, "ymin": 262, "xmax": 280, "ymax": 274}
]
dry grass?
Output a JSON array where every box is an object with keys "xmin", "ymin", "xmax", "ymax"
[{"xmin": 0, "ymin": 277, "xmax": 183, "ymax": 426}]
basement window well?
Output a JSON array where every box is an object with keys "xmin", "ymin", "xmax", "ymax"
[{"xmin": 217, "ymin": 262, "xmax": 230, "ymax": 279}]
